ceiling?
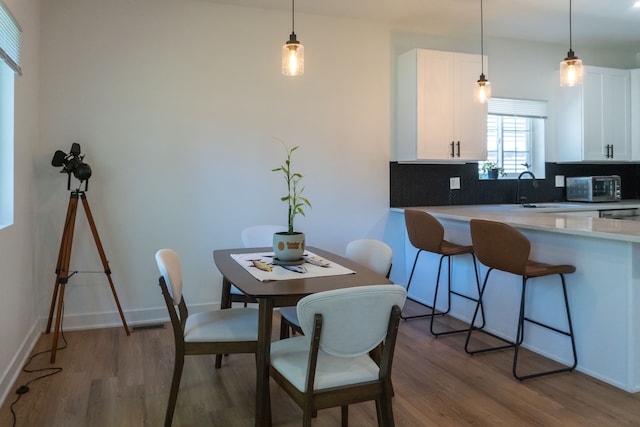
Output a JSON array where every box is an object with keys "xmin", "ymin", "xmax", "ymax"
[{"xmin": 209, "ymin": 0, "xmax": 640, "ymax": 49}]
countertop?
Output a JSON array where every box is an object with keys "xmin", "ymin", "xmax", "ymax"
[{"xmin": 392, "ymin": 201, "xmax": 640, "ymax": 243}]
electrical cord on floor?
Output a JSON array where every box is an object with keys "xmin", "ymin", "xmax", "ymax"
[{"xmin": 9, "ymin": 307, "xmax": 67, "ymax": 427}]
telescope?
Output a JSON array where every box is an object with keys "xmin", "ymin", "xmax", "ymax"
[{"xmin": 51, "ymin": 142, "xmax": 92, "ymax": 190}]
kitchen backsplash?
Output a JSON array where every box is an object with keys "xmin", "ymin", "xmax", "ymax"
[{"xmin": 390, "ymin": 162, "xmax": 640, "ymax": 207}]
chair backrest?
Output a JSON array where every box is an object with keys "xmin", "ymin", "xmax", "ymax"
[
  {"xmin": 345, "ymin": 239, "xmax": 393, "ymax": 277},
  {"xmin": 155, "ymin": 249, "xmax": 183, "ymax": 305},
  {"xmin": 404, "ymin": 209, "xmax": 445, "ymax": 253},
  {"xmin": 241, "ymin": 225, "xmax": 287, "ymax": 247},
  {"xmin": 470, "ymin": 219, "xmax": 530, "ymax": 275},
  {"xmin": 296, "ymin": 285, "xmax": 407, "ymax": 357}
]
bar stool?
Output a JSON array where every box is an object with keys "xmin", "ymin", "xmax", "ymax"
[
  {"xmin": 403, "ymin": 209, "xmax": 484, "ymax": 337},
  {"xmin": 465, "ymin": 219, "xmax": 578, "ymax": 381}
]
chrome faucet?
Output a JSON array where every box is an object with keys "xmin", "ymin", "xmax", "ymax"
[{"xmin": 517, "ymin": 170, "xmax": 538, "ymax": 206}]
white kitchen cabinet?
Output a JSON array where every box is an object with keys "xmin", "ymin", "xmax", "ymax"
[
  {"xmin": 631, "ymin": 69, "xmax": 640, "ymax": 160},
  {"xmin": 396, "ymin": 49, "xmax": 488, "ymax": 162},
  {"xmin": 556, "ymin": 66, "xmax": 631, "ymax": 162}
]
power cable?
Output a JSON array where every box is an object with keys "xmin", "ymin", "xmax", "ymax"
[{"xmin": 8, "ymin": 306, "xmax": 67, "ymax": 427}]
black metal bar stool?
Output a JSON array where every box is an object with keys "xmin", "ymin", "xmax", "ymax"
[
  {"xmin": 403, "ymin": 209, "xmax": 484, "ymax": 337},
  {"xmin": 465, "ymin": 218, "xmax": 578, "ymax": 381}
]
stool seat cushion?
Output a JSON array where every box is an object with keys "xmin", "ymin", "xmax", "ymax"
[
  {"xmin": 440, "ymin": 240, "xmax": 474, "ymax": 256},
  {"xmin": 525, "ymin": 260, "xmax": 576, "ymax": 277}
]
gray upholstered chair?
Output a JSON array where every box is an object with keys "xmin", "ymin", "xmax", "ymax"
[
  {"xmin": 155, "ymin": 249, "xmax": 258, "ymax": 427},
  {"xmin": 270, "ymin": 284, "xmax": 406, "ymax": 426},
  {"xmin": 279, "ymin": 238, "xmax": 393, "ymax": 339}
]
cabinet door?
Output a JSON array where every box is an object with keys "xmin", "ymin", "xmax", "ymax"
[
  {"xmin": 396, "ymin": 49, "xmax": 487, "ymax": 162},
  {"xmin": 582, "ymin": 69, "xmax": 605, "ymax": 160},
  {"xmin": 417, "ymin": 49, "xmax": 456, "ymax": 160},
  {"xmin": 454, "ymin": 53, "xmax": 488, "ymax": 160},
  {"xmin": 605, "ymin": 69, "xmax": 630, "ymax": 160},
  {"xmin": 557, "ymin": 66, "xmax": 630, "ymax": 162},
  {"xmin": 632, "ymin": 69, "xmax": 640, "ymax": 160}
]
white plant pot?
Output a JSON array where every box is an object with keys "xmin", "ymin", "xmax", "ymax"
[{"xmin": 273, "ymin": 232, "xmax": 305, "ymax": 261}]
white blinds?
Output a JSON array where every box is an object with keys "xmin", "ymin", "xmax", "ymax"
[
  {"xmin": 488, "ymin": 97, "xmax": 547, "ymax": 119},
  {"xmin": 0, "ymin": 0, "xmax": 21, "ymax": 75}
]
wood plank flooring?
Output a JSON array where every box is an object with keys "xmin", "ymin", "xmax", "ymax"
[{"xmin": 2, "ymin": 303, "xmax": 640, "ymax": 426}]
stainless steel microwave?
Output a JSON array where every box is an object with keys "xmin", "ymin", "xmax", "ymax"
[{"xmin": 566, "ymin": 175, "xmax": 621, "ymax": 202}]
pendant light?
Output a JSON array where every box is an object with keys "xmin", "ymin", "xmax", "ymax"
[
  {"xmin": 474, "ymin": 0, "xmax": 491, "ymax": 103},
  {"xmin": 560, "ymin": 0, "xmax": 583, "ymax": 86},
  {"xmin": 282, "ymin": 0, "xmax": 304, "ymax": 76}
]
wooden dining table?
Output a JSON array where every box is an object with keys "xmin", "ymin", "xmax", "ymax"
[{"xmin": 213, "ymin": 246, "xmax": 394, "ymax": 427}]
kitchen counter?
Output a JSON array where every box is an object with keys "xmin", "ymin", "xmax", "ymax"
[
  {"xmin": 386, "ymin": 203, "xmax": 640, "ymax": 393},
  {"xmin": 391, "ymin": 200, "xmax": 640, "ymax": 243}
]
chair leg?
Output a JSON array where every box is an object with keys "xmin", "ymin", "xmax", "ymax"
[
  {"xmin": 165, "ymin": 351, "xmax": 185, "ymax": 427},
  {"xmin": 279, "ymin": 317, "xmax": 290, "ymax": 339},
  {"xmin": 431, "ymin": 253, "xmax": 486, "ymax": 337},
  {"xmin": 379, "ymin": 382, "xmax": 395, "ymax": 427},
  {"xmin": 465, "ymin": 268, "xmax": 516, "ymax": 355},
  {"xmin": 513, "ymin": 274, "xmax": 578, "ymax": 380},
  {"xmin": 341, "ymin": 405, "xmax": 349, "ymax": 427},
  {"xmin": 401, "ymin": 250, "xmax": 443, "ymax": 320}
]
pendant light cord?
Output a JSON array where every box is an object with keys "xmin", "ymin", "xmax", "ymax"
[
  {"xmin": 480, "ymin": 0, "xmax": 485, "ymax": 74},
  {"xmin": 569, "ymin": 0, "xmax": 573, "ymax": 50},
  {"xmin": 291, "ymin": 0, "xmax": 296, "ymax": 34}
]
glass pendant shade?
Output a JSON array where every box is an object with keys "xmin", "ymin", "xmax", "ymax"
[
  {"xmin": 475, "ymin": 75, "xmax": 491, "ymax": 103},
  {"xmin": 282, "ymin": 33, "xmax": 304, "ymax": 76},
  {"xmin": 560, "ymin": 0, "xmax": 583, "ymax": 87},
  {"xmin": 560, "ymin": 51, "xmax": 583, "ymax": 86}
]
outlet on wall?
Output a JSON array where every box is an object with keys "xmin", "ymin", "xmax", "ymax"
[
  {"xmin": 555, "ymin": 175, "xmax": 565, "ymax": 187},
  {"xmin": 450, "ymin": 177, "xmax": 461, "ymax": 190}
]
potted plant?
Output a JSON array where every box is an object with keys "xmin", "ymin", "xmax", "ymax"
[
  {"xmin": 481, "ymin": 161, "xmax": 505, "ymax": 179},
  {"xmin": 271, "ymin": 139, "xmax": 311, "ymax": 261}
]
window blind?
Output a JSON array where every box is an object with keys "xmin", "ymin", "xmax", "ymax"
[
  {"xmin": 488, "ymin": 97, "xmax": 547, "ymax": 119},
  {"xmin": 0, "ymin": 0, "xmax": 21, "ymax": 75}
]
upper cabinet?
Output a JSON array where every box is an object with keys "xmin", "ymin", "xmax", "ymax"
[
  {"xmin": 396, "ymin": 49, "xmax": 488, "ymax": 162},
  {"xmin": 556, "ymin": 66, "xmax": 631, "ymax": 162},
  {"xmin": 631, "ymin": 69, "xmax": 640, "ymax": 161}
]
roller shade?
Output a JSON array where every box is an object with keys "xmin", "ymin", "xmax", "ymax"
[
  {"xmin": 488, "ymin": 98, "xmax": 547, "ymax": 119},
  {"xmin": 0, "ymin": 0, "xmax": 21, "ymax": 75}
]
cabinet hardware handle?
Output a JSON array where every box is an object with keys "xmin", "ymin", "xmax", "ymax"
[
  {"xmin": 611, "ymin": 144, "xmax": 614, "ymax": 158},
  {"xmin": 450, "ymin": 141, "xmax": 455, "ymax": 158},
  {"xmin": 456, "ymin": 141, "xmax": 461, "ymax": 157}
]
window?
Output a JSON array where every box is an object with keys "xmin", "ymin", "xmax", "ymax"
[
  {"xmin": 0, "ymin": 0, "xmax": 21, "ymax": 229},
  {"xmin": 486, "ymin": 115, "xmax": 532, "ymax": 175},
  {"xmin": 480, "ymin": 98, "xmax": 547, "ymax": 179}
]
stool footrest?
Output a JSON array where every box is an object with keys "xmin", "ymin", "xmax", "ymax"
[
  {"xmin": 465, "ymin": 328, "xmax": 516, "ymax": 355},
  {"xmin": 400, "ymin": 296, "xmax": 443, "ymax": 320}
]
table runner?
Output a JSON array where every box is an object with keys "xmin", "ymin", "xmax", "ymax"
[{"xmin": 230, "ymin": 251, "xmax": 355, "ymax": 282}]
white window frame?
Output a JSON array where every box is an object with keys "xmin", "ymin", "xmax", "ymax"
[
  {"xmin": 479, "ymin": 97, "xmax": 547, "ymax": 180},
  {"xmin": 0, "ymin": 0, "xmax": 21, "ymax": 229}
]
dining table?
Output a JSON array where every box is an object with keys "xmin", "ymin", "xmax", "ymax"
[{"xmin": 213, "ymin": 246, "xmax": 394, "ymax": 427}]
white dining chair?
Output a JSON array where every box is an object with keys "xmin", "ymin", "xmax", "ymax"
[
  {"xmin": 155, "ymin": 249, "xmax": 258, "ymax": 427},
  {"xmin": 279, "ymin": 239, "xmax": 393, "ymax": 339},
  {"xmin": 269, "ymin": 284, "xmax": 406, "ymax": 426},
  {"xmin": 229, "ymin": 224, "xmax": 287, "ymax": 307}
]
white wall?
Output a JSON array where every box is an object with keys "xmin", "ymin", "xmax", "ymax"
[
  {"xmin": 36, "ymin": 0, "xmax": 392, "ymax": 329},
  {"xmin": 0, "ymin": 0, "xmax": 40, "ymax": 406}
]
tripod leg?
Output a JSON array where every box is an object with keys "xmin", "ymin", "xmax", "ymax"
[
  {"xmin": 50, "ymin": 283, "xmax": 66, "ymax": 363},
  {"xmin": 79, "ymin": 193, "xmax": 130, "ymax": 335},
  {"xmin": 46, "ymin": 193, "xmax": 79, "ymax": 333},
  {"xmin": 48, "ymin": 193, "xmax": 79, "ymax": 362}
]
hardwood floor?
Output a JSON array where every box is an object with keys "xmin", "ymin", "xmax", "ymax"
[{"xmin": 2, "ymin": 304, "xmax": 640, "ymax": 426}]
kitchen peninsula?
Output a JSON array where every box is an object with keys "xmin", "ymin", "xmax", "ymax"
[{"xmin": 387, "ymin": 203, "xmax": 640, "ymax": 393}]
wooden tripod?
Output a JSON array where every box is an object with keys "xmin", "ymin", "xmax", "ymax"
[{"xmin": 46, "ymin": 190, "xmax": 130, "ymax": 362}]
